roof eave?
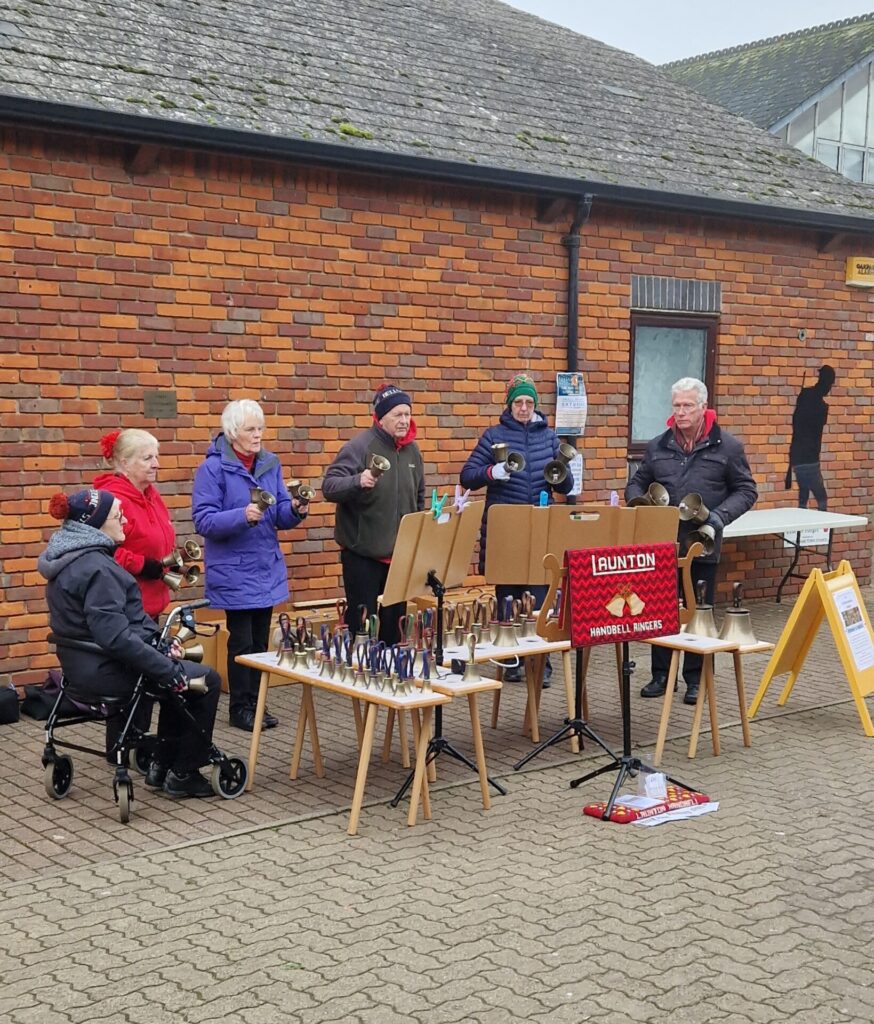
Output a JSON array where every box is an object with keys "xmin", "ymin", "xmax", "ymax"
[{"xmin": 3, "ymin": 94, "xmax": 873, "ymax": 237}]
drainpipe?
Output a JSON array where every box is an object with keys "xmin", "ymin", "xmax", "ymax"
[{"xmin": 561, "ymin": 195, "xmax": 593, "ymax": 504}]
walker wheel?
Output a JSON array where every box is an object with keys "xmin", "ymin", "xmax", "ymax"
[
  {"xmin": 126, "ymin": 745, "xmax": 150, "ymax": 775},
  {"xmin": 117, "ymin": 780, "xmax": 133, "ymax": 824},
  {"xmin": 44, "ymin": 756, "xmax": 74, "ymax": 799},
  {"xmin": 210, "ymin": 757, "xmax": 247, "ymax": 799}
]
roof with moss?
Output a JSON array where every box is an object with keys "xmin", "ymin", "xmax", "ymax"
[
  {"xmin": 663, "ymin": 14, "xmax": 874, "ymax": 129},
  {"xmin": 1, "ymin": 0, "xmax": 874, "ymax": 223}
]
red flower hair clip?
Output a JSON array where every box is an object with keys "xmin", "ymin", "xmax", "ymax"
[{"xmin": 100, "ymin": 430, "xmax": 121, "ymax": 460}]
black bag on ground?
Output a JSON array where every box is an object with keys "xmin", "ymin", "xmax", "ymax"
[
  {"xmin": 0, "ymin": 684, "xmax": 19, "ymax": 725},
  {"xmin": 21, "ymin": 670, "xmax": 80, "ymax": 721}
]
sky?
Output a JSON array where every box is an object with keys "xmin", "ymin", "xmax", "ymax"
[{"xmin": 504, "ymin": 1, "xmax": 874, "ymax": 64}]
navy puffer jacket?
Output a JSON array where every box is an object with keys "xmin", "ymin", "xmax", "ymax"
[{"xmin": 460, "ymin": 410, "xmax": 574, "ymax": 574}]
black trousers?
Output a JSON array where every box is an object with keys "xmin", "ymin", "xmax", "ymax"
[
  {"xmin": 225, "ymin": 607, "xmax": 273, "ymax": 715},
  {"xmin": 105, "ymin": 661, "xmax": 221, "ymax": 771},
  {"xmin": 340, "ymin": 549, "xmax": 405, "ymax": 647},
  {"xmin": 494, "ymin": 584, "xmax": 549, "ymax": 620},
  {"xmin": 651, "ymin": 560, "xmax": 718, "ymax": 687}
]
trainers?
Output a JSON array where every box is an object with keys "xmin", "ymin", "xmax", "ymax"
[
  {"xmin": 683, "ymin": 684, "xmax": 700, "ymax": 706},
  {"xmin": 262, "ymin": 707, "xmax": 279, "ymax": 729},
  {"xmin": 163, "ymin": 769, "xmax": 214, "ymax": 799},
  {"xmin": 229, "ymin": 707, "xmax": 257, "ymax": 732},
  {"xmin": 144, "ymin": 759, "xmax": 169, "ymax": 789},
  {"xmin": 640, "ymin": 675, "xmax": 675, "ymax": 698}
]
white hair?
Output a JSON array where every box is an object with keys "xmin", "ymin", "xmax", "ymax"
[
  {"xmin": 108, "ymin": 428, "xmax": 159, "ymax": 468},
  {"xmin": 221, "ymin": 399, "xmax": 265, "ymax": 441},
  {"xmin": 671, "ymin": 378, "xmax": 707, "ymax": 405}
]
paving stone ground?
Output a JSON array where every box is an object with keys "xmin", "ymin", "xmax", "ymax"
[{"xmin": 2, "ymin": 592, "xmax": 874, "ymax": 1023}]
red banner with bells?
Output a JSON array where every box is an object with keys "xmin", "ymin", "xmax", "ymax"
[{"xmin": 563, "ymin": 543, "xmax": 679, "ymax": 648}]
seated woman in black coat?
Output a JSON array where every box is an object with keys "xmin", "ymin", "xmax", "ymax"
[{"xmin": 38, "ymin": 488, "xmax": 222, "ymax": 799}]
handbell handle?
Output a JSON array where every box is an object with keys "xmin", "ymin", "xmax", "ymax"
[
  {"xmin": 733, "ymin": 581, "xmax": 744, "ymax": 608},
  {"xmin": 696, "ymin": 579, "xmax": 707, "ymax": 606}
]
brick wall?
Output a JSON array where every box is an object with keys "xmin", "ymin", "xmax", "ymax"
[{"xmin": 2, "ymin": 126, "xmax": 872, "ymax": 685}]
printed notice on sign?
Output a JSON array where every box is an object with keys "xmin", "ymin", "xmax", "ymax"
[
  {"xmin": 833, "ymin": 587, "xmax": 874, "ymax": 672},
  {"xmin": 555, "ymin": 372, "xmax": 588, "ymax": 436}
]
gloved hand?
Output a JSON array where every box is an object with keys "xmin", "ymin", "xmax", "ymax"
[
  {"xmin": 705, "ymin": 511, "xmax": 724, "ymax": 531},
  {"xmin": 169, "ymin": 664, "xmax": 189, "ymax": 693},
  {"xmin": 140, "ymin": 558, "xmax": 164, "ymax": 580},
  {"xmin": 490, "ymin": 462, "xmax": 510, "ymax": 482}
]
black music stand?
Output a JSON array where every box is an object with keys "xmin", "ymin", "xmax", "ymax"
[{"xmin": 376, "ymin": 503, "xmax": 508, "ymax": 808}]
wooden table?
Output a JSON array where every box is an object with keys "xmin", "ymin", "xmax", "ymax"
[
  {"xmin": 440, "ymin": 635, "xmax": 572, "ymax": 745},
  {"xmin": 235, "ymin": 652, "xmax": 450, "ymax": 835}
]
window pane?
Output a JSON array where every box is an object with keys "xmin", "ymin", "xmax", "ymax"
[
  {"xmin": 816, "ymin": 140, "xmax": 840, "ymax": 170},
  {"xmin": 817, "ymin": 84, "xmax": 842, "ymax": 141},
  {"xmin": 842, "ymin": 146, "xmax": 864, "ymax": 181},
  {"xmin": 632, "ymin": 326, "xmax": 706, "ymax": 443},
  {"xmin": 788, "ymin": 106, "xmax": 815, "ymax": 155},
  {"xmin": 865, "ymin": 152, "xmax": 874, "ymax": 183},
  {"xmin": 842, "ymin": 67, "xmax": 869, "ymax": 145}
]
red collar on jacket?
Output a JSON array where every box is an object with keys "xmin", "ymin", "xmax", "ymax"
[{"xmin": 666, "ymin": 408, "xmax": 717, "ymax": 453}]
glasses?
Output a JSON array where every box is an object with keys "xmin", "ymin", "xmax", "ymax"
[{"xmin": 108, "ymin": 511, "xmax": 126, "ymax": 523}]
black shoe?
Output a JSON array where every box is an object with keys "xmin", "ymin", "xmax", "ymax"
[
  {"xmin": 503, "ymin": 667, "xmax": 523, "ymax": 683},
  {"xmin": 683, "ymin": 684, "xmax": 700, "ymax": 706},
  {"xmin": 262, "ymin": 707, "xmax": 279, "ymax": 729},
  {"xmin": 144, "ymin": 759, "xmax": 169, "ymax": 789},
  {"xmin": 163, "ymin": 769, "xmax": 214, "ymax": 799},
  {"xmin": 229, "ymin": 707, "xmax": 257, "ymax": 732},
  {"xmin": 640, "ymin": 675, "xmax": 675, "ymax": 698}
]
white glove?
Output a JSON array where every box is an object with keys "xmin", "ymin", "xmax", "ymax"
[{"xmin": 491, "ymin": 462, "xmax": 511, "ymax": 481}]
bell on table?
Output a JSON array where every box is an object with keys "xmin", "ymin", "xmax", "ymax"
[
  {"xmin": 686, "ymin": 579, "xmax": 719, "ymax": 637},
  {"xmin": 718, "ymin": 582, "xmax": 757, "ymax": 647}
]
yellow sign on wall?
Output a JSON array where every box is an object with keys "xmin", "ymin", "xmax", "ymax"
[
  {"xmin": 846, "ymin": 257, "xmax": 874, "ymax": 287},
  {"xmin": 749, "ymin": 561, "xmax": 874, "ymax": 735}
]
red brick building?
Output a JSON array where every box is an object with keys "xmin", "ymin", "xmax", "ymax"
[{"xmin": 2, "ymin": 0, "xmax": 874, "ymax": 686}]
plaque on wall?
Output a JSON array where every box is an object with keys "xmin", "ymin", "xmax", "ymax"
[{"xmin": 144, "ymin": 390, "xmax": 177, "ymax": 419}]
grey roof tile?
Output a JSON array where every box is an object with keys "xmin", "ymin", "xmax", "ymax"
[
  {"xmin": 663, "ymin": 13, "xmax": 874, "ymax": 129},
  {"xmin": 1, "ymin": 0, "xmax": 873, "ymax": 222}
]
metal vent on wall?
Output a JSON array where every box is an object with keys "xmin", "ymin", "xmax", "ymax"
[{"xmin": 631, "ymin": 276, "xmax": 721, "ymax": 313}]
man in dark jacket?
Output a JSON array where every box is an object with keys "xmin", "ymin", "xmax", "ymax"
[
  {"xmin": 461, "ymin": 374, "xmax": 574, "ymax": 682},
  {"xmin": 39, "ymin": 488, "xmax": 222, "ymax": 798},
  {"xmin": 626, "ymin": 377, "xmax": 757, "ymax": 705},
  {"xmin": 322, "ymin": 383, "xmax": 425, "ymax": 646},
  {"xmin": 786, "ymin": 364, "xmax": 835, "ymax": 511}
]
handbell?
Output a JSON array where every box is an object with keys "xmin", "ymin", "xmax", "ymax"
[
  {"xmin": 719, "ymin": 582, "xmax": 758, "ymax": 647},
  {"xmin": 251, "ymin": 487, "xmax": 276, "ymax": 512},
  {"xmin": 368, "ymin": 454, "xmax": 391, "ymax": 478},
  {"xmin": 687, "ymin": 523, "xmax": 716, "ymax": 557},
  {"xmin": 543, "ymin": 442, "xmax": 576, "ymax": 486},
  {"xmin": 678, "ymin": 492, "xmax": 709, "ymax": 523},
  {"xmin": 491, "ymin": 442, "xmax": 525, "ymax": 475},
  {"xmin": 182, "ymin": 539, "xmax": 202, "ymax": 561},
  {"xmin": 492, "ymin": 622, "xmax": 518, "ymax": 648},
  {"xmin": 628, "ymin": 482, "xmax": 670, "ymax": 507},
  {"xmin": 460, "ymin": 635, "xmax": 482, "ymax": 683},
  {"xmin": 162, "ymin": 550, "xmax": 184, "ymax": 570},
  {"xmin": 164, "ymin": 565, "xmax": 200, "ymax": 592},
  {"xmin": 288, "ymin": 480, "xmax": 316, "ymax": 502},
  {"xmin": 686, "ymin": 578, "xmax": 719, "ymax": 637}
]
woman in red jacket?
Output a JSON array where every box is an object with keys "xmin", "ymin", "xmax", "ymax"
[{"xmin": 93, "ymin": 429, "xmax": 176, "ymax": 618}]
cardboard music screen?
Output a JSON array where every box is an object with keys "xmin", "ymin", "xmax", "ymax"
[{"xmin": 563, "ymin": 543, "xmax": 679, "ymax": 648}]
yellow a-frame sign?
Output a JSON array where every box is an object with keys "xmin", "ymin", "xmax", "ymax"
[{"xmin": 749, "ymin": 561, "xmax": 874, "ymax": 735}]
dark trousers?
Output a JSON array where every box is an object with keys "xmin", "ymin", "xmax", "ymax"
[
  {"xmin": 340, "ymin": 549, "xmax": 405, "ymax": 647},
  {"xmin": 225, "ymin": 607, "xmax": 273, "ymax": 715},
  {"xmin": 651, "ymin": 560, "xmax": 718, "ymax": 687},
  {"xmin": 795, "ymin": 462, "xmax": 828, "ymax": 511}
]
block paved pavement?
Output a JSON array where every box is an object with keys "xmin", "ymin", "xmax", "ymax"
[{"xmin": 2, "ymin": 592, "xmax": 874, "ymax": 1022}]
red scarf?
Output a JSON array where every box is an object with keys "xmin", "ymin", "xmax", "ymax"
[
  {"xmin": 666, "ymin": 408, "xmax": 717, "ymax": 454},
  {"xmin": 372, "ymin": 414, "xmax": 418, "ymax": 450},
  {"xmin": 233, "ymin": 447, "xmax": 257, "ymax": 472}
]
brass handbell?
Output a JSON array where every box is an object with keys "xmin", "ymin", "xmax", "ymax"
[
  {"xmin": 368, "ymin": 454, "xmax": 391, "ymax": 478},
  {"xmin": 491, "ymin": 621, "xmax": 518, "ymax": 648},
  {"xmin": 687, "ymin": 523, "xmax": 716, "ymax": 557},
  {"xmin": 288, "ymin": 480, "xmax": 316, "ymax": 502},
  {"xmin": 172, "ymin": 625, "xmax": 204, "ymax": 663},
  {"xmin": 686, "ymin": 579, "xmax": 719, "ymax": 637},
  {"xmin": 461, "ymin": 634, "xmax": 482, "ymax": 683},
  {"xmin": 165, "ymin": 565, "xmax": 201, "ymax": 591},
  {"xmin": 251, "ymin": 487, "xmax": 276, "ymax": 512},
  {"xmin": 491, "ymin": 442, "xmax": 526, "ymax": 474},
  {"xmin": 628, "ymin": 482, "xmax": 670, "ymax": 507},
  {"xmin": 718, "ymin": 582, "xmax": 757, "ymax": 647},
  {"xmin": 678, "ymin": 492, "xmax": 709, "ymax": 523},
  {"xmin": 543, "ymin": 442, "xmax": 576, "ymax": 486},
  {"xmin": 182, "ymin": 539, "xmax": 202, "ymax": 561},
  {"xmin": 162, "ymin": 549, "xmax": 184, "ymax": 571}
]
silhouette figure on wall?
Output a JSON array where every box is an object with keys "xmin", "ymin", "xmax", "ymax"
[{"xmin": 785, "ymin": 365, "xmax": 835, "ymax": 511}]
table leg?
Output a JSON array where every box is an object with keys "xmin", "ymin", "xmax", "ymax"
[
  {"xmin": 408, "ymin": 708, "xmax": 432, "ymax": 824},
  {"xmin": 398, "ymin": 707, "xmax": 411, "ymax": 768},
  {"xmin": 352, "ymin": 697, "xmax": 364, "ymax": 749},
  {"xmin": 522, "ymin": 654, "xmax": 542, "ymax": 744},
  {"xmin": 408, "ymin": 706, "xmax": 433, "ymax": 827},
  {"xmin": 245, "ymin": 670, "xmax": 269, "ymax": 791},
  {"xmin": 705, "ymin": 656, "xmax": 720, "ymax": 756},
  {"xmin": 467, "ymin": 692, "xmax": 491, "ymax": 811},
  {"xmin": 381, "ymin": 707, "xmax": 395, "ymax": 762},
  {"xmin": 348, "ymin": 702, "xmax": 378, "ymax": 836},
  {"xmin": 303, "ymin": 686, "xmax": 324, "ymax": 778},
  {"xmin": 289, "ymin": 683, "xmax": 311, "ymax": 781},
  {"xmin": 732, "ymin": 651, "xmax": 751, "ymax": 748},
  {"xmin": 562, "ymin": 649, "xmax": 579, "ymax": 753},
  {"xmin": 653, "ymin": 652, "xmax": 680, "ymax": 767},
  {"xmin": 491, "ymin": 665, "xmax": 503, "ymax": 729}
]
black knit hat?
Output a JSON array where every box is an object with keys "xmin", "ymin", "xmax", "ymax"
[
  {"xmin": 48, "ymin": 489, "xmax": 115, "ymax": 529},
  {"xmin": 373, "ymin": 383, "xmax": 412, "ymax": 420}
]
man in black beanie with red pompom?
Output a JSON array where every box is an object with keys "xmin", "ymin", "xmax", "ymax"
[{"xmin": 323, "ymin": 383, "xmax": 425, "ymax": 645}]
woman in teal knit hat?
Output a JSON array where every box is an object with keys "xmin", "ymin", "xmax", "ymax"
[{"xmin": 460, "ymin": 373, "xmax": 575, "ymax": 683}]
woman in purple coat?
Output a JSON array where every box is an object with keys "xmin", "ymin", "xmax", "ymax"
[
  {"xmin": 192, "ymin": 400, "xmax": 308, "ymax": 732},
  {"xmin": 460, "ymin": 374, "xmax": 574, "ymax": 681}
]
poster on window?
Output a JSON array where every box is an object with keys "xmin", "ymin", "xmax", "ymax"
[{"xmin": 555, "ymin": 372, "xmax": 588, "ymax": 437}]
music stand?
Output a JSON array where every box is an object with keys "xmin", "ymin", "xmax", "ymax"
[{"xmin": 380, "ymin": 502, "xmax": 509, "ymax": 808}]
